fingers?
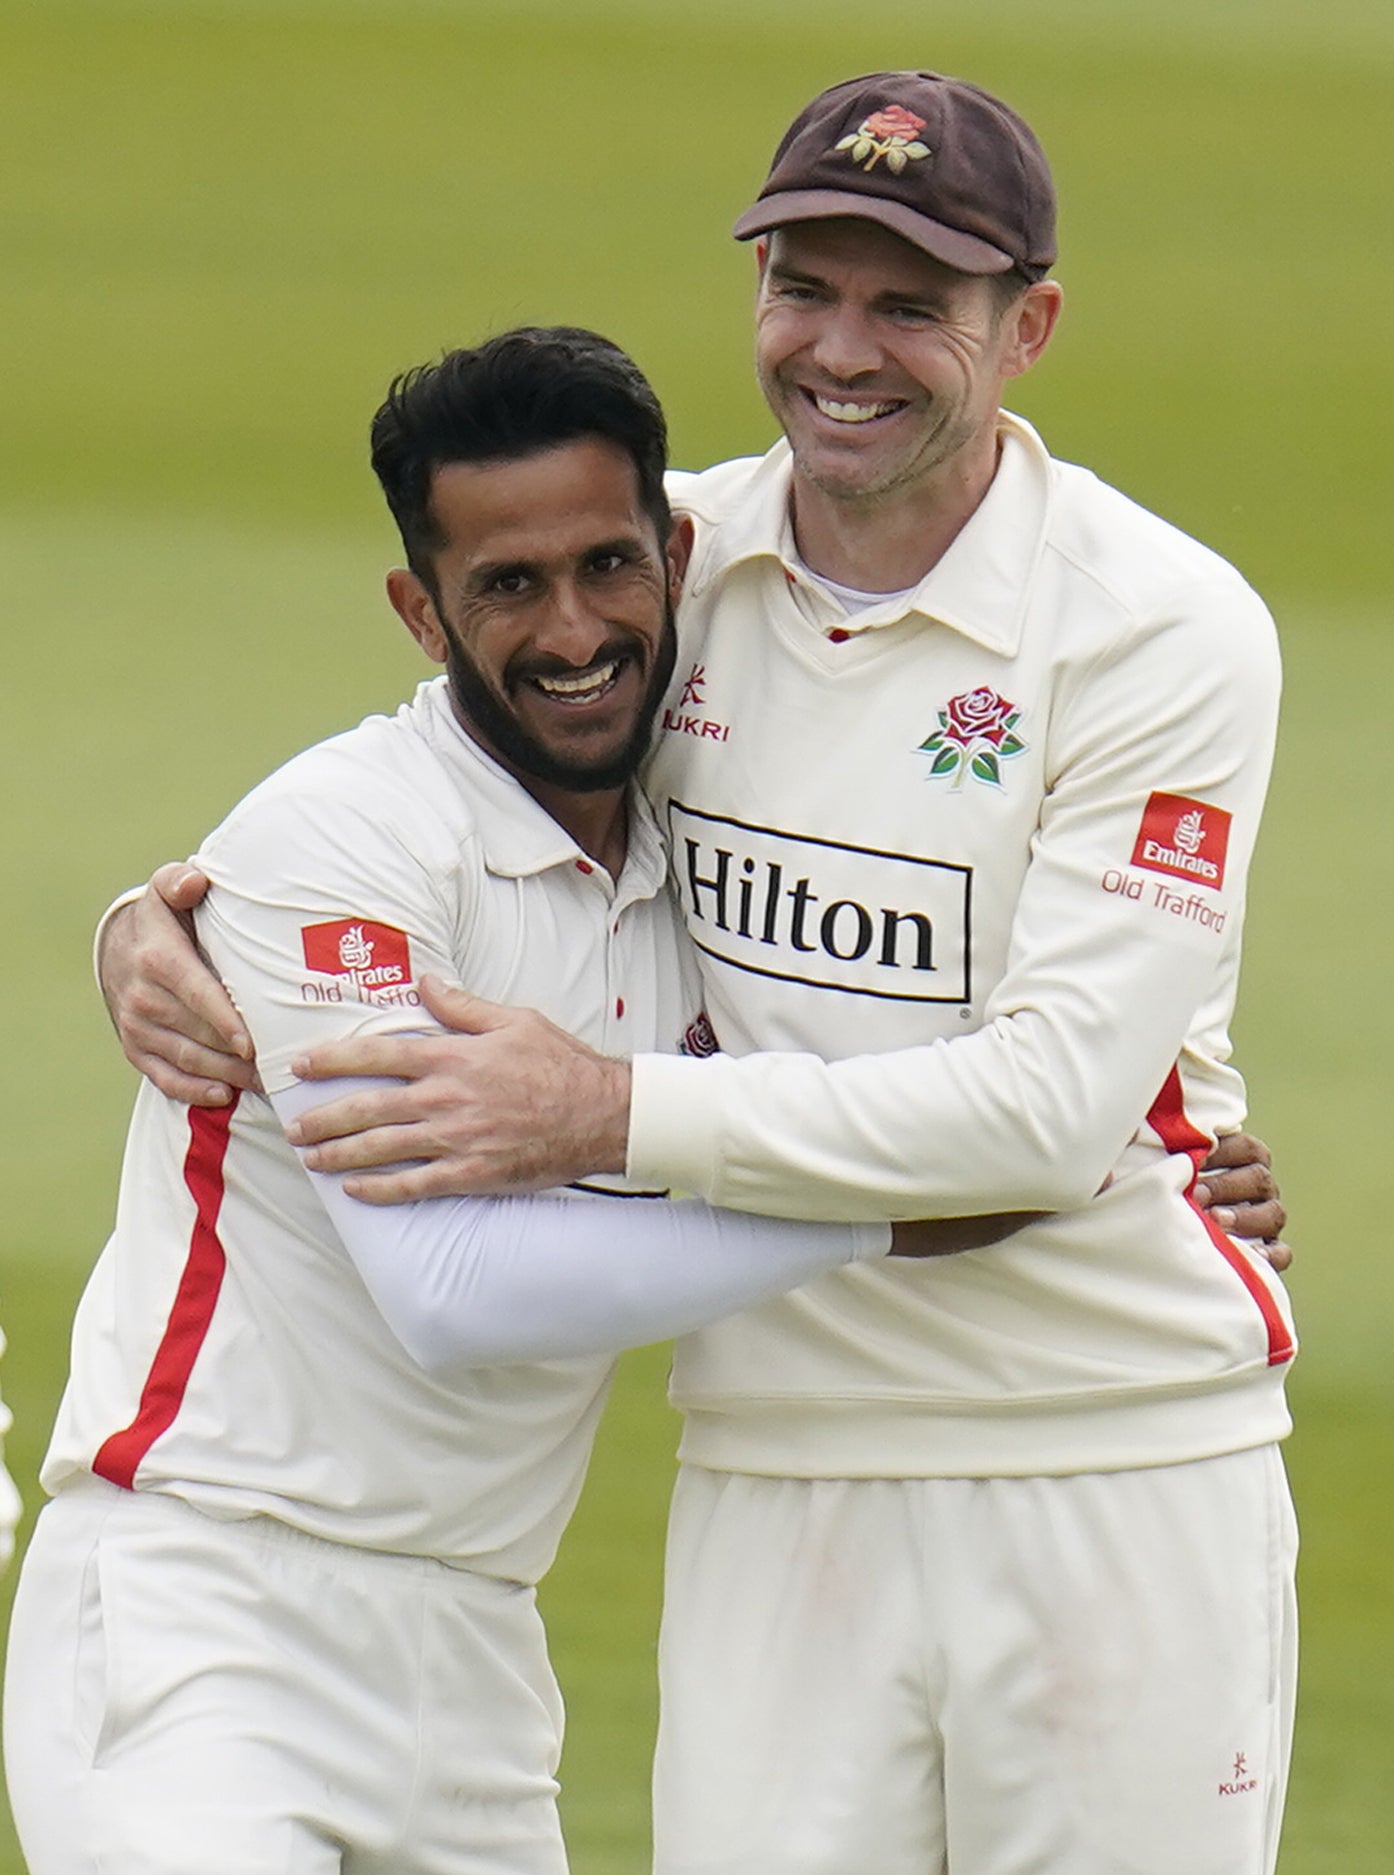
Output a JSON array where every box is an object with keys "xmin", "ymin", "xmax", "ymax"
[
  {"xmin": 292, "ymin": 1032, "xmax": 443, "ymax": 1086},
  {"xmin": 149, "ymin": 861, "xmax": 212, "ymax": 915},
  {"xmin": 299, "ymin": 1123, "xmax": 429, "ymax": 1174},
  {"xmin": 1193, "ymin": 1166, "xmax": 1284, "ymax": 1238},
  {"xmin": 114, "ymin": 881, "xmax": 252, "ymax": 1060},
  {"xmin": 126, "ymin": 1038, "xmax": 248, "ymax": 1106},
  {"xmin": 175, "ymin": 972, "xmax": 253, "ymax": 1060},
  {"xmin": 1210, "ymin": 1197, "xmax": 1287, "ymax": 1243},
  {"xmin": 1193, "ymin": 1170, "xmax": 1283, "ymax": 1215},
  {"xmin": 1192, "ymin": 1138, "xmax": 1288, "ymax": 1259},
  {"xmin": 129, "ymin": 1052, "xmax": 229, "ymax": 1105},
  {"xmin": 123, "ymin": 1007, "xmax": 260, "ymax": 1103},
  {"xmin": 123, "ymin": 956, "xmax": 252, "ymax": 1063},
  {"xmin": 341, "ymin": 1164, "xmax": 467, "ymax": 1206},
  {"xmin": 134, "ymin": 932, "xmax": 251, "ymax": 1058},
  {"xmin": 1201, "ymin": 1131, "xmax": 1272, "ymax": 1172},
  {"xmin": 417, "ymin": 974, "xmax": 508, "ymax": 1033},
  {"xmin": 1192, "ymin": 1159, "xmax": 1279, "ymax": 1216}
]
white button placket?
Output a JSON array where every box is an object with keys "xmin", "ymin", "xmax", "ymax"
[{"xmin": 570, "ymin": 855, "xmax": 627, "ymax": 1054}]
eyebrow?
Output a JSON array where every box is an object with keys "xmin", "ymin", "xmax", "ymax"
[
  {"xmin": 459, "ymin": 557, "xmax": 539, "ymax": 595},
  {"xmin": 460, "ymin": 534, "xmax": 650, "ymax": 595},
  {"xmin": 767, "ymin": 257, "xmax": 950, "ymax": 313},
  {"xmin": 766, "ymin": 259, "xmax": 827, "ymax": 291}
]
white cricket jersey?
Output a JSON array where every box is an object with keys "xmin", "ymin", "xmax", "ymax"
[
  {"xmin": 637, "ymin": 415, "xmax": 1294, "ymax": 1478},
  {"xmin": 44, "ymin": 679, "xmax": 705, "ymax": 1583}
]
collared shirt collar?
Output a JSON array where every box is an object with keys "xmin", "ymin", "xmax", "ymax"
[
  {"xmin": 683, "ymin": 411, "xmax": 1053, "ymax": 659},
  {"xmin": 415, "ymin": 678, "xmax": 668, "ymax": 900}
]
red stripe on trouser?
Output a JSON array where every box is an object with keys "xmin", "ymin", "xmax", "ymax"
[
  {"xmin": 92, "ymin": 1097, "xmax": 240, "ymax": 1489},
  {"xmin": 1145, "ymin": 1066, "xmax": 1292, "ymax": 1367}
]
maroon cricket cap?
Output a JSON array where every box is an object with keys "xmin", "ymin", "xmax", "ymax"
[{"xmin": 733, "ymin": 71, "xmax": 1057, "ymax": 278}]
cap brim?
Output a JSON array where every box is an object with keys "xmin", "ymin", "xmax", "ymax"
[{"xmin": 732, "ymin": 189, "xmax": 1016, "ymax": 276}]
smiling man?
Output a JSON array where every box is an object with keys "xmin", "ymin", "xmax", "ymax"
[{"xmin": 5, "ymin": 328, "xmax": 1014, "ymax": 1875}]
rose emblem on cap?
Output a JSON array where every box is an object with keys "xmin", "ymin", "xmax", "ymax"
[
  {"xmin": 835, "ymin": 105, "xmax": 931, "ymax": 174},
  {"xmin": 732, "ymin": 72, "xmax": 1058, "ymax": 279}
]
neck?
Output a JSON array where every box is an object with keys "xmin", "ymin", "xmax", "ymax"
[
  {"xmin": 446, "ymin": 694, "xmax": 631, "ymax": 879},
  {"xmin": 525, "ymin": 780, "xmax": 630, "ymax": 879},
  {"xmin": 790, "ymin": 430, "xmax": 1001, "ymax": 591}
]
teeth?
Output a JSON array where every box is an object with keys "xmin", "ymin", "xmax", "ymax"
[
  {"xmin": 534, "ymin": 660, "xmax": 620, "ymax": 701},
  {"xmin": 813, "ymin": 396, "xmax": 901, "ymax": 424}
]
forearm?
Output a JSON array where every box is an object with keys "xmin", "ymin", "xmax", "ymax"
[
  {"xmin": 627, "ymin": 1025, "xmax": 1110, "ymax": 1219},
  {"xmin": 272, "ymin": 1081, "xmax": 888, "ymax": 1373}
]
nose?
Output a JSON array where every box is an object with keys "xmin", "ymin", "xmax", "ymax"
[
  {"xmin": 535, "ymin": 577, "xmax": 611, "ymax": 666},
  {"xmin": 808, "ymin": 304, "xmax": 882, "ymax": 383}
]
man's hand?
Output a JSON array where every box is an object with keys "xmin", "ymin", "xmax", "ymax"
[
  {"xmin": 1196, "ymin": 1131, "xmax": 1290, "ymax": 1272},
  {"xmin": 287, "ymin": 975, "xmax": 630, "ymax": 1201},
  {"xmin": 285, "ymin": 978, "xmax": 1298, "ymax": 1265},
  {"xmin": 98, "ymin": 863, "xmax": 257, "ymax": 1106}
]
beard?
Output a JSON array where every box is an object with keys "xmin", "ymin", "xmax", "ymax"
[{"xmin": 441, "ymin": 601, "xmax": 678, "ymax": 793}]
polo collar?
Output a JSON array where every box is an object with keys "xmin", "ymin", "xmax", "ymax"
[
  {"xmin": 685, "ymin": 411, "xmax": 1053, "ymax": 659},
  {"xmin": 415, "ymin": 679, "xmax": 668, "ymax": 897}
]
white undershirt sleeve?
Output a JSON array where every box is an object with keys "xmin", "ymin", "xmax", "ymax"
[{"xmin": 271, "ymin": 1079, "xmax": 889, "ymax": 1376}]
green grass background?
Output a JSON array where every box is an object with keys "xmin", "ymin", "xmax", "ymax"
[{"xmin": 1, "ymin": 1, "xmax": 1389, "ymax": 1868}]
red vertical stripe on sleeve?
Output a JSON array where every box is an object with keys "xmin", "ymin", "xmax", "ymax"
[
  {"xmin": 1145, "ymin": 1067, "xmax": 1293, "ymax": 1368},
  {"xmin": 92, "ymin": 1097, "xmax": 241, "ymax": 1489}
]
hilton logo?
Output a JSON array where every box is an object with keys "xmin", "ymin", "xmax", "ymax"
[{"xmin": 668, "ymin": 801, "xmax": 971, "ymax": 1003}]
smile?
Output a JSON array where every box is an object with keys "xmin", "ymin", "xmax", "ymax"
[
  {"xmin": 530, "ymin": 658, "xmax": 626, "ymax": 705},
  {"xmin": 809, "ymin": 393, "xmax": 905, "ymax": 424}
]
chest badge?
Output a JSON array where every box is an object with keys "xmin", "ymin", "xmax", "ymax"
[{"xmin": 918, "ymin": 687, "xmax": 1026, "ymax": 789}]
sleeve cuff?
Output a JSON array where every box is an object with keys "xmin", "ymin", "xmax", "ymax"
[{"xmin": 626, "ymin": 1050, "xmax": 734, "ymax": 1200}]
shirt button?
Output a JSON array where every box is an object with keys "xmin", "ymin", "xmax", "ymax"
[
  {"xmin": 575, "ymin": 859, "xmax": 594, "ymax": 875},
  {"xmin": 828, "ymin": 627, "xmax": 851, "ymax": 644},
  {"xmin": 615, "ymin": 998, "xmax": 625, "ymax": 1019}
]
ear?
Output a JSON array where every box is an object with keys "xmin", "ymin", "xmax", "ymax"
[
  {"xmin": 754, "ymin": 236, "xmax": 770, "ymax": 278},
  {"xmin": 386, "ymin": 567, "xmax": 448, "ymax": 663},
  {"xmin": 1001, "ymin": 280, "xmax": 1064, "ymax": 382},
  {"xmin": 665, "ymin": 513, "xmax": 696, "ymax": 604}
]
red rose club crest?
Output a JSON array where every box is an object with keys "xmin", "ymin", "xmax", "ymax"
[{"xmin": 918, "ymin": 688, "xmax": 1026, "ymax": 789}]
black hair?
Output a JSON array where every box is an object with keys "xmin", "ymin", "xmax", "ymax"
[{"xmin": 370, "ymin": 327, "xmax": 671, "ymax": 592}]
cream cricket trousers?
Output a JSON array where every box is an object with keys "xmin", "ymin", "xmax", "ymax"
[
  {"xmin": 653, "ymin": 1445, "xmax": 1297, "ymax": 1875},
  {"xmin": 4, "ymin": 1478, "xmax": 569, "ymax": 1875}
]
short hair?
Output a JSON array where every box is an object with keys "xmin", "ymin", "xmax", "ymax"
[
  {"xmin": 370, "ymin": 327, "xmax": 671, "ymax": 589},
  {"xmin": 985, "ymin": 266, "xmax": 1035, "ymax": 318}
]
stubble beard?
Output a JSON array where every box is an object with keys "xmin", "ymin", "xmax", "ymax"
[{"xmin": 763, "ymin": 364, "xmax": 982, "ymax": 511}]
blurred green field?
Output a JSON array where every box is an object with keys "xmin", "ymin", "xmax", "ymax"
[{"xmin": 1, "ymin": 1, "xmax": 1389, "ymax": 1869}]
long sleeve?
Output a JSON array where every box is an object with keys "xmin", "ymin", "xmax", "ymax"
[{"xmin": 272, "ymin": 1079, "xmax": 887, "ymax": 1373}]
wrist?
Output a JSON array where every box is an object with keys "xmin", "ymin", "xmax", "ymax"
[{"xmin": 592, "ymin": 1056, "xmax": 633, "ymax": 1177}]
